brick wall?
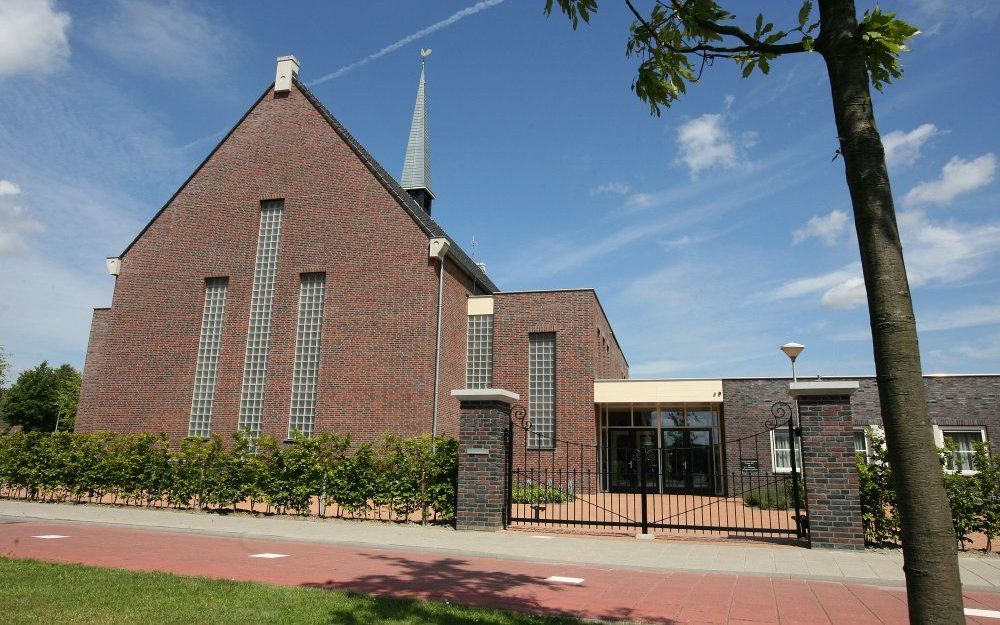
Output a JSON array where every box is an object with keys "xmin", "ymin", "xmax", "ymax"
[
  {"xmin": 75, "ymin": 307, "xmax": 111, "ymax": 424},
  {"xmin": 797, "ymin": 393, "xmax": 865, "ymax": 549},
  {"xmin": 490, "ymin": 290, "xmax": 625, "ymax": 484},
  {"xmin": 455, "ymin": 399, "xmax": 511, "ymax": 530},
  {"xmin": 722, "ymin": 375, "xmax": 1000, "ymax": 475},
  {"xmin": 75, "ymin": 82, "xmax": 476, "ymax": 444}
]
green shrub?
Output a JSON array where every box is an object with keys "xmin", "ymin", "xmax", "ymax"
[
  {"xmin": 858, "ymin": 428, "xmax": 1000, "ymax": 550},
  {"xmin": 510, "ymin": 482, "xmax": 573, "ymax": 504},
  {"xmin": 973, "ymin": 442, "xmax": 1000, "ymax": 551},
  {"xmin": 857, "ymin": 427, "xmax": 900, "ymax": 546},
  {"xmin": 742, "ymin": 482, "xmax": 793, "ymax": 510},
  {"xmin": 0, "ymin": 430, "xmax": 457, "ymax": 524}
]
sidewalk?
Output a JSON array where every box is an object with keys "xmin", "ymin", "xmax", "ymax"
[{"xmin": 1, "ymin": 499, "xmax": 999, "ymax": 591}]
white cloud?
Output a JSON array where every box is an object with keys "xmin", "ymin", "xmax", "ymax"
[
  {"xmin": 82, "ymin": 0, "xmax": 239, "ymax": 82},
  {"xmin": 792, "ymin": 209, "xmax": 850, "ymax": 246},
  {"xmin": 0, "ymin": 185, "xmax": 44, "ymax": 257},
  {"xmin": 772, "ymin": 263, "xmax": 861, "ymax": 301},
  {"xmin": 591, "ymin": 181, "xmax": 630, "ymax": 196},
  {"xmin": 820, "ymin": 276, "xmax": 867, "ymax": 309},
  {"xmin": 676, "ymin": 113, "xmax": 741, "ymax": 177},
  {"xmin": 773, "ymin": 210, "xmax": 1000, "ymax": 310},
  {"xmin": 882, "ymin": 123, "xmax": 938, "ymax": 168},
  {"xmin": 0, "ymin": 0, "xmax": 70, "ymax": 77},
  {"xmin": 919, "ymin": 303, "xmax": 1000, "ymax": 332},
  {"xmin": 0, "ymin": 180, "xmax": 22, "ymax": 195},
  {"xmin": 904, "ymin": 153, "xmax": 997, "ymax": 206},
  {"xmin": 899, "ymin": 209, "xmax": 1000, "ymax": 286},
  {"xmin": 674, "ymin": 98, "xmax": 757, "ymax": 178}
]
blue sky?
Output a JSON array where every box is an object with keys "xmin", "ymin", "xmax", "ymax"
[{"xmin": 1, "ymin": 0, "xmax": 998, "ymax": 381}]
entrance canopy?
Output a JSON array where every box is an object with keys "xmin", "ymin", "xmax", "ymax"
[{"xmin": 594, "ymin": 379, "xmax": 723, "ymax": 404}]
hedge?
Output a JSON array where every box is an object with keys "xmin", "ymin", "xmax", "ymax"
[
  {"xmin": 858, "ymin": 427, "xmax": 1000, "ymax": 550},
  {"xmin": 0, "ymin": 430, "xmax": 457, "ymax": 523}
]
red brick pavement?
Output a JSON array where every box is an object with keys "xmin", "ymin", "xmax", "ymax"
[{"xmin": 0, "ymin": 521, "xmax": 996, "ymax": 624}]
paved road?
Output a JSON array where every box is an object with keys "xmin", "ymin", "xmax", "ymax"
[
  {"xmin": 2, "ymin": 500, "xmax": 1000, "ymax": 590},
  {"xmin": 1, "ymin": 517, "xmax": 999, "ymax": 622}
]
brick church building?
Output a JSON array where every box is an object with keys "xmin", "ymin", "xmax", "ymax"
[{"xmin": 77, "ymin": 56, "xmax": 998, "ymax": 497}]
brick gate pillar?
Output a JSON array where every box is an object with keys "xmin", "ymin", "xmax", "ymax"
[
  {"xmin": 451, "ymin": 389, "xmax": 520, "ymax": 531},
  {"xmin": 789, "ymin": 380, "xmax": 865, "ymax": 549}
]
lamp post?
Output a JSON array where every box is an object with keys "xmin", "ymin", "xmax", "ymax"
[
  {"xmin": 780, "ymin": 342, "xmax": 805, "ymax": 382},
  {"xmin": 780, "ymin": 341, "xmax": 806, "ymax": 539}
]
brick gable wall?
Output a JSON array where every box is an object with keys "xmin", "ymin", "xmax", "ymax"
[{"xmin": 76, "ymin": 84, "xmax": 474, "ymax": 444}]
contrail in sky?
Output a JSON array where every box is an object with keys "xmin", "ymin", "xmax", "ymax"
[{"xmin": 308, "ymin": 0, "xmax": 506, "ymax": 86}]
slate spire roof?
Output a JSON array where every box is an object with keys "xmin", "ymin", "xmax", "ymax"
[{"xmin": 401, "ymin": 55, "xmax": 433, "ymax": 198}]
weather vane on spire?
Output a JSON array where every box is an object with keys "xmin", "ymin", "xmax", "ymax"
[{"xmin": 420, "ymin": 48, "xmax": 432, "ymax": 68}]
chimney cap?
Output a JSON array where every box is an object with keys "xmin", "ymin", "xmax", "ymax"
[{"xmin": 275, "ymin": 55, "xmax": 301, "ymax": 93}]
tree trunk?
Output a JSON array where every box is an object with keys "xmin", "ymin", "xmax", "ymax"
[{"xmin": 816, "ymin": 1, "xmax": 964, "ymax": 622}]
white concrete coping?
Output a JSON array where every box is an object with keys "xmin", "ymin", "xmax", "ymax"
[
  {"xmin": 788, "ymin": 380, "xmax": 860, "ymax": 397},
  {"xmin": 451, "ymin": 388, "xmax": 520, "ymax": 404}
]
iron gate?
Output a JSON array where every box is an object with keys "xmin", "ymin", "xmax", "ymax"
[{"xmin": 506, "ymin": 402, "xmax": 809, "ymax": 541}]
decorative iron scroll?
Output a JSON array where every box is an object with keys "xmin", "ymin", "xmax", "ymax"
[
  {"xmin": 767, "ymin": 401, "xmax": 793, "ymax": 430},
  {"xmin": 511, "ymin": 404, "xmax": 529, "ymax": 430}
]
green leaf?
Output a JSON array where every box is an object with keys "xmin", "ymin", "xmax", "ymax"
[
  {"xmin": 798, "ymin": 0, "xmax": 812, "ymax": 28},
  {"xmin": 859, "ymin": 7, "xmax": 920, "ymax": 90}
]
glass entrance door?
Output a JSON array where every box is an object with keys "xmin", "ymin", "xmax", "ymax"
[
  {"xmin": 661, "ymin": 429, "xmax": 715, "ymax": 494},
  {"xmin": 607, "ymin": 428, "xmax": 658, "ymax": 492}
]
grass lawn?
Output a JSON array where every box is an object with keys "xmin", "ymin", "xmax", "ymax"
[{"xmin": 0, "ymin": 557, "xmax": 591, "ymax": 625}]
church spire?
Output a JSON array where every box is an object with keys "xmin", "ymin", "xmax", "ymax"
[{"xmin": 401, "ymin": 49, "xmax": 434, "ymax": 214}]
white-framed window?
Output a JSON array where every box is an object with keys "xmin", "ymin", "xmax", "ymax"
[
  {"xmin": 238, "ymin": 199, "xmax": 284, "ymax": 436},
  {"xmin": 771, "ymin": 429, "xmax": 802, "ymax": 473},
  {"xmin": 854, "ymin": 428, "xmax": 870, "ymax": 463},
  {"xmin": 466, "ymin": 314, "xmax": 493, "ymax": 389},
  {"xmin": 187, "ymin": 277, "xmax": 228, "ymax": 438},
  {"xmin": 528, "ymin": 333, "xmax": 556, "ymax": 449},
  {"xmin": 288, "ymin": 273, "xmax": 326, "ymax": 438},
  {"xmin": 941, "ymin": 427, "xmax": 987, "ymax": 474}
]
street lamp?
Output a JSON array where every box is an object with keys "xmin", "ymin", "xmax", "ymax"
[{"xmin": 780, "ymin": 342, "xmax": 805, "ymax": 382}]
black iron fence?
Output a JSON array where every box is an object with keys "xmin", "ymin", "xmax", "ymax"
[{"xmin": 507, "ymin": 402, "xmax": 808, "ymax": 541}]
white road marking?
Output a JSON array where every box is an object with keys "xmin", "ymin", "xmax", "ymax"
[
  {"xmin": 966, "ymin": 608, "xmax": 1000, "ymax": 619},
  {"xmin": 545, "ymin": 576, "xmax": 585, "ymax": 584},
  {"xmin": 529, "ymin": 535, "xmax": 553, "ymax": 540},
  {"xmin": 249, "ymin": 553, "xmax": 289, "ymax": 559},
  {"xmin": 32, "ymin": 535, "xmax": 70, "ymax": 539}
]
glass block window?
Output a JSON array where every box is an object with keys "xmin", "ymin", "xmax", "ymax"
[
  {"xmin": 466, "ymin": 314, "xmax": 493, "ymax": 389},
  {"xmin": 943, "ymin": 429, "xmax": 986, "ymax": 473},
  {"xmin": 238, "ymin": 200, "xmax": 284, "ymax": 436},
  {"xmin": 528, "ymin": 333, "xmax": 556, "ymax": 449},
  {"xmin": 771, "ymin": 430, "xmax": 802, "ymax": 472},
  {"xmin": 288, "ymin": 273, "xmax": 326, "ymax": 438},
  {"xmin": 188, "ymin": 278, "xmax": 228, "ymax": 438}
]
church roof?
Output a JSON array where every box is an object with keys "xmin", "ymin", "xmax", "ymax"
[
  {"xmin": 400, "ymin": 63, "xmax": 432, "ymax": 196},
  {"xmin": 119, "ymin": 78, "xmax": 496, "ymax": 294},
  {"xmin": 295, "ymin": 77, "xmax": 493, "ymax": 292}
]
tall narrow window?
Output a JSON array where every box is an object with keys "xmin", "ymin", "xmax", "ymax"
[
  {"xmin": 528, "ymin": 333, "xmax": 556, "ymax": 449},
  {"xmin": 466, "ymin": 314, "xmax": 493, "ymax": 389},
  {"xmin": 238, "ymin": 200, "xmax": 284, "ymax": 436},
  {"xmin": 288, "ymin": 273, "xmax": 326, "ymax": 437},
  {"xmin": 188, "ymin": 278, "xmax": 228, "ymax": 438}
]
